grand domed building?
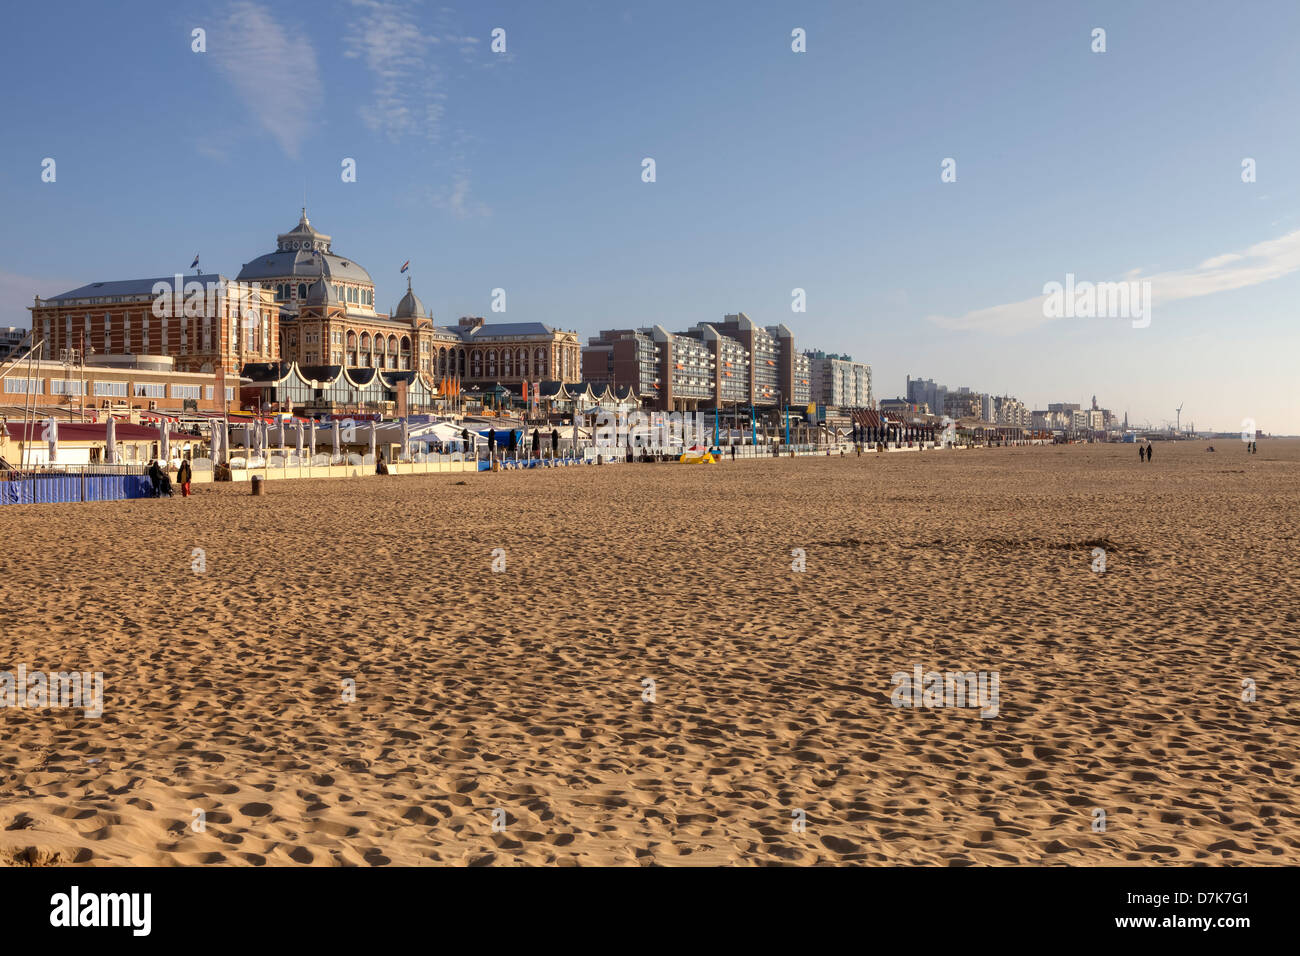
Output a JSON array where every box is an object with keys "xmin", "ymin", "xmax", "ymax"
[
  {"xmin": 27, "ymin": 209, "xmax": 585, "ymax": 417},
  {"xmin": 237, "ymin": 209, "xmax": 378, "ymax": 317},
  {"xmin": 233, "ymin": 209, "xmax": 582, "ymax": 391}
]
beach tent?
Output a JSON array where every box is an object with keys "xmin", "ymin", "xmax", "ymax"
[{"xmin": 430, "ymin": 422, "xmax": 467, "ymax": 444}]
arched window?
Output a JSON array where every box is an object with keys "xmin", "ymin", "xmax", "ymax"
[
  {"xmin": 298, "ymin": 283, "xmax": 307, "ymax": 300},
  {"xmin": 400, "ymin": 336, "xmax": 411, "ymax": 370}
]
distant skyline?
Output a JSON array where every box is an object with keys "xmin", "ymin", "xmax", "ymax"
[{"xmin": 2, "ymin": 1, "xmax": 1297, "ymax": 433}]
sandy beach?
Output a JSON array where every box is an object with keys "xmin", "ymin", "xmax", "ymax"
[{"xmin": 1, "ymin": 440, "xmax": 1297, "ymax": 866}]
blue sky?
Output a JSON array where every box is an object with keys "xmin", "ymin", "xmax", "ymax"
[{"xmin": 2, "ymin": 0, "xmax": 1297, "ymax": 433}]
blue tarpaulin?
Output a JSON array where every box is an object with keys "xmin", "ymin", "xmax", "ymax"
[{"xmin": 0, "ymin": 474, "xmax": 152, "ymax": 505}]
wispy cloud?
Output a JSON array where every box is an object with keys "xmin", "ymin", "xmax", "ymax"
[
  {"xmin": 210, "ymin": 2, "xmax": 322, "ymax": 159},
  {"xmin": 343, "ymin": 0, "xmax": 480, "ymax": 142},
  {"xmin": 927, "ymin": 228, "xmax": 1300, "ymax": 334},
  {"xmin": 426, "ymin": 175, "xmax": 490, "ymax": 219}
]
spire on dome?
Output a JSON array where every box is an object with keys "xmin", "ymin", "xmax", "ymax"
[{"xmin": 394, "ymin": 277, "xmax": 428, "ymax": 320}]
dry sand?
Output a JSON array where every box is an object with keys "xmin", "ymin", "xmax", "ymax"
[{"xmin": 1, "ymin": 440, "xmax": 1297, "ymax": 866}]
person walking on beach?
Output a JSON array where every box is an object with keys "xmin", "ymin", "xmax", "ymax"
[
  {"xmin": 550, "ymin": 428, "xmax": 559, "ymax": 458},
  {"xmin": 177, "ymin": 457, "xmax": 192, "ymax": 498},
  {"xmin": 487, "ymin": 430, "xmax": 496, "ymax": 458},
  {"xmin": 730, "ymin": 444, "xmax": 736, "ymax": 462},
  {"xmin": 531, "ymin": 428, "xmax": 540, "ymax": 457},
  {"xmin": 508, "ymin": 429, "xmax": 518, "ymax": 458},
  {"xmin": 460, "ymin": 427, "xmax": 469, "ymax": 453},
  {"xmin": 1147, "ymin": 443, "xmax": 1153, "ymax": 462},
  {"xmin": 1138, "ymin": 444, "xmax": 1145, "ymax": 462}
]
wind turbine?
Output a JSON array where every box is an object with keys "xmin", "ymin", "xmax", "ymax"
[{"xmin": 1175, "ymin": 402, "xmax": 1184, "ymax": 435}]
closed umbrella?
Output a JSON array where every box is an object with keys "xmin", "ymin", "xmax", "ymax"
[
  {"xmin": 295, "ymin": 421, "xmax": 304, "ymax": 460},
  {"xmin": 279, "ymin": 420, "xmax": 286, "ymax": 452},
  {"xmin": 572, "ymin": 409, "xmax": 579, "ymax": 458},
  {"xmin": 401, "ymin": 418, "xmax": 409, "ymax": 462},
  {"xmin": 332, "ymin": 419, "xmax": 341, "ymax": 461},
  {"xmin": 209, "ymin": 420, "xmax": 221, "ymax": 464},
  {"xmin": 369, "ymin": 420, "xmax": 377, "ymax": 461},
  {"xmin": 47, "ymin": 417, "xmax": 59, "ymax": 464},
  {"xmin": 309, "ymin": 419, "xmax": 317, "ymax": 461},
  {"xmin": 157, "ymin": 417, "xmax": 169, "ymax": 463},
  {"xmin": 105, "ymin": 416, "xmax": 116, "ymax": 464}
]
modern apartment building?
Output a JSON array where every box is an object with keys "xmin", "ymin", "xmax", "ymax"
[
  {"xmin": 581, "ymin": 328, "xmax": 661, "ymax": 398},
  {"xmin": 806, "ymin": 351, "xmax": 873, "ymax": 408}
]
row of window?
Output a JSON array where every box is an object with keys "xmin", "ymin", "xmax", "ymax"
[
  {"xmin": 39, "ymin": 314, "xmax": 271, "ymax": 356},
  {"xmin": 273, "ymin": 282, "xmax": 374, "ymax": 307},
  {"xmin": 2, "ymin": 378, "xmax": 232, "ymax": 400}
]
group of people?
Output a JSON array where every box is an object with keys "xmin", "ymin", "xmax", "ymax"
[
  {"xmin": 1138, "ymin": 443, "xmax": 1155, "ymax": 462},
  {"xmin": 147, "ymin": 458, "xmax": 192, "ymax": 498}
]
